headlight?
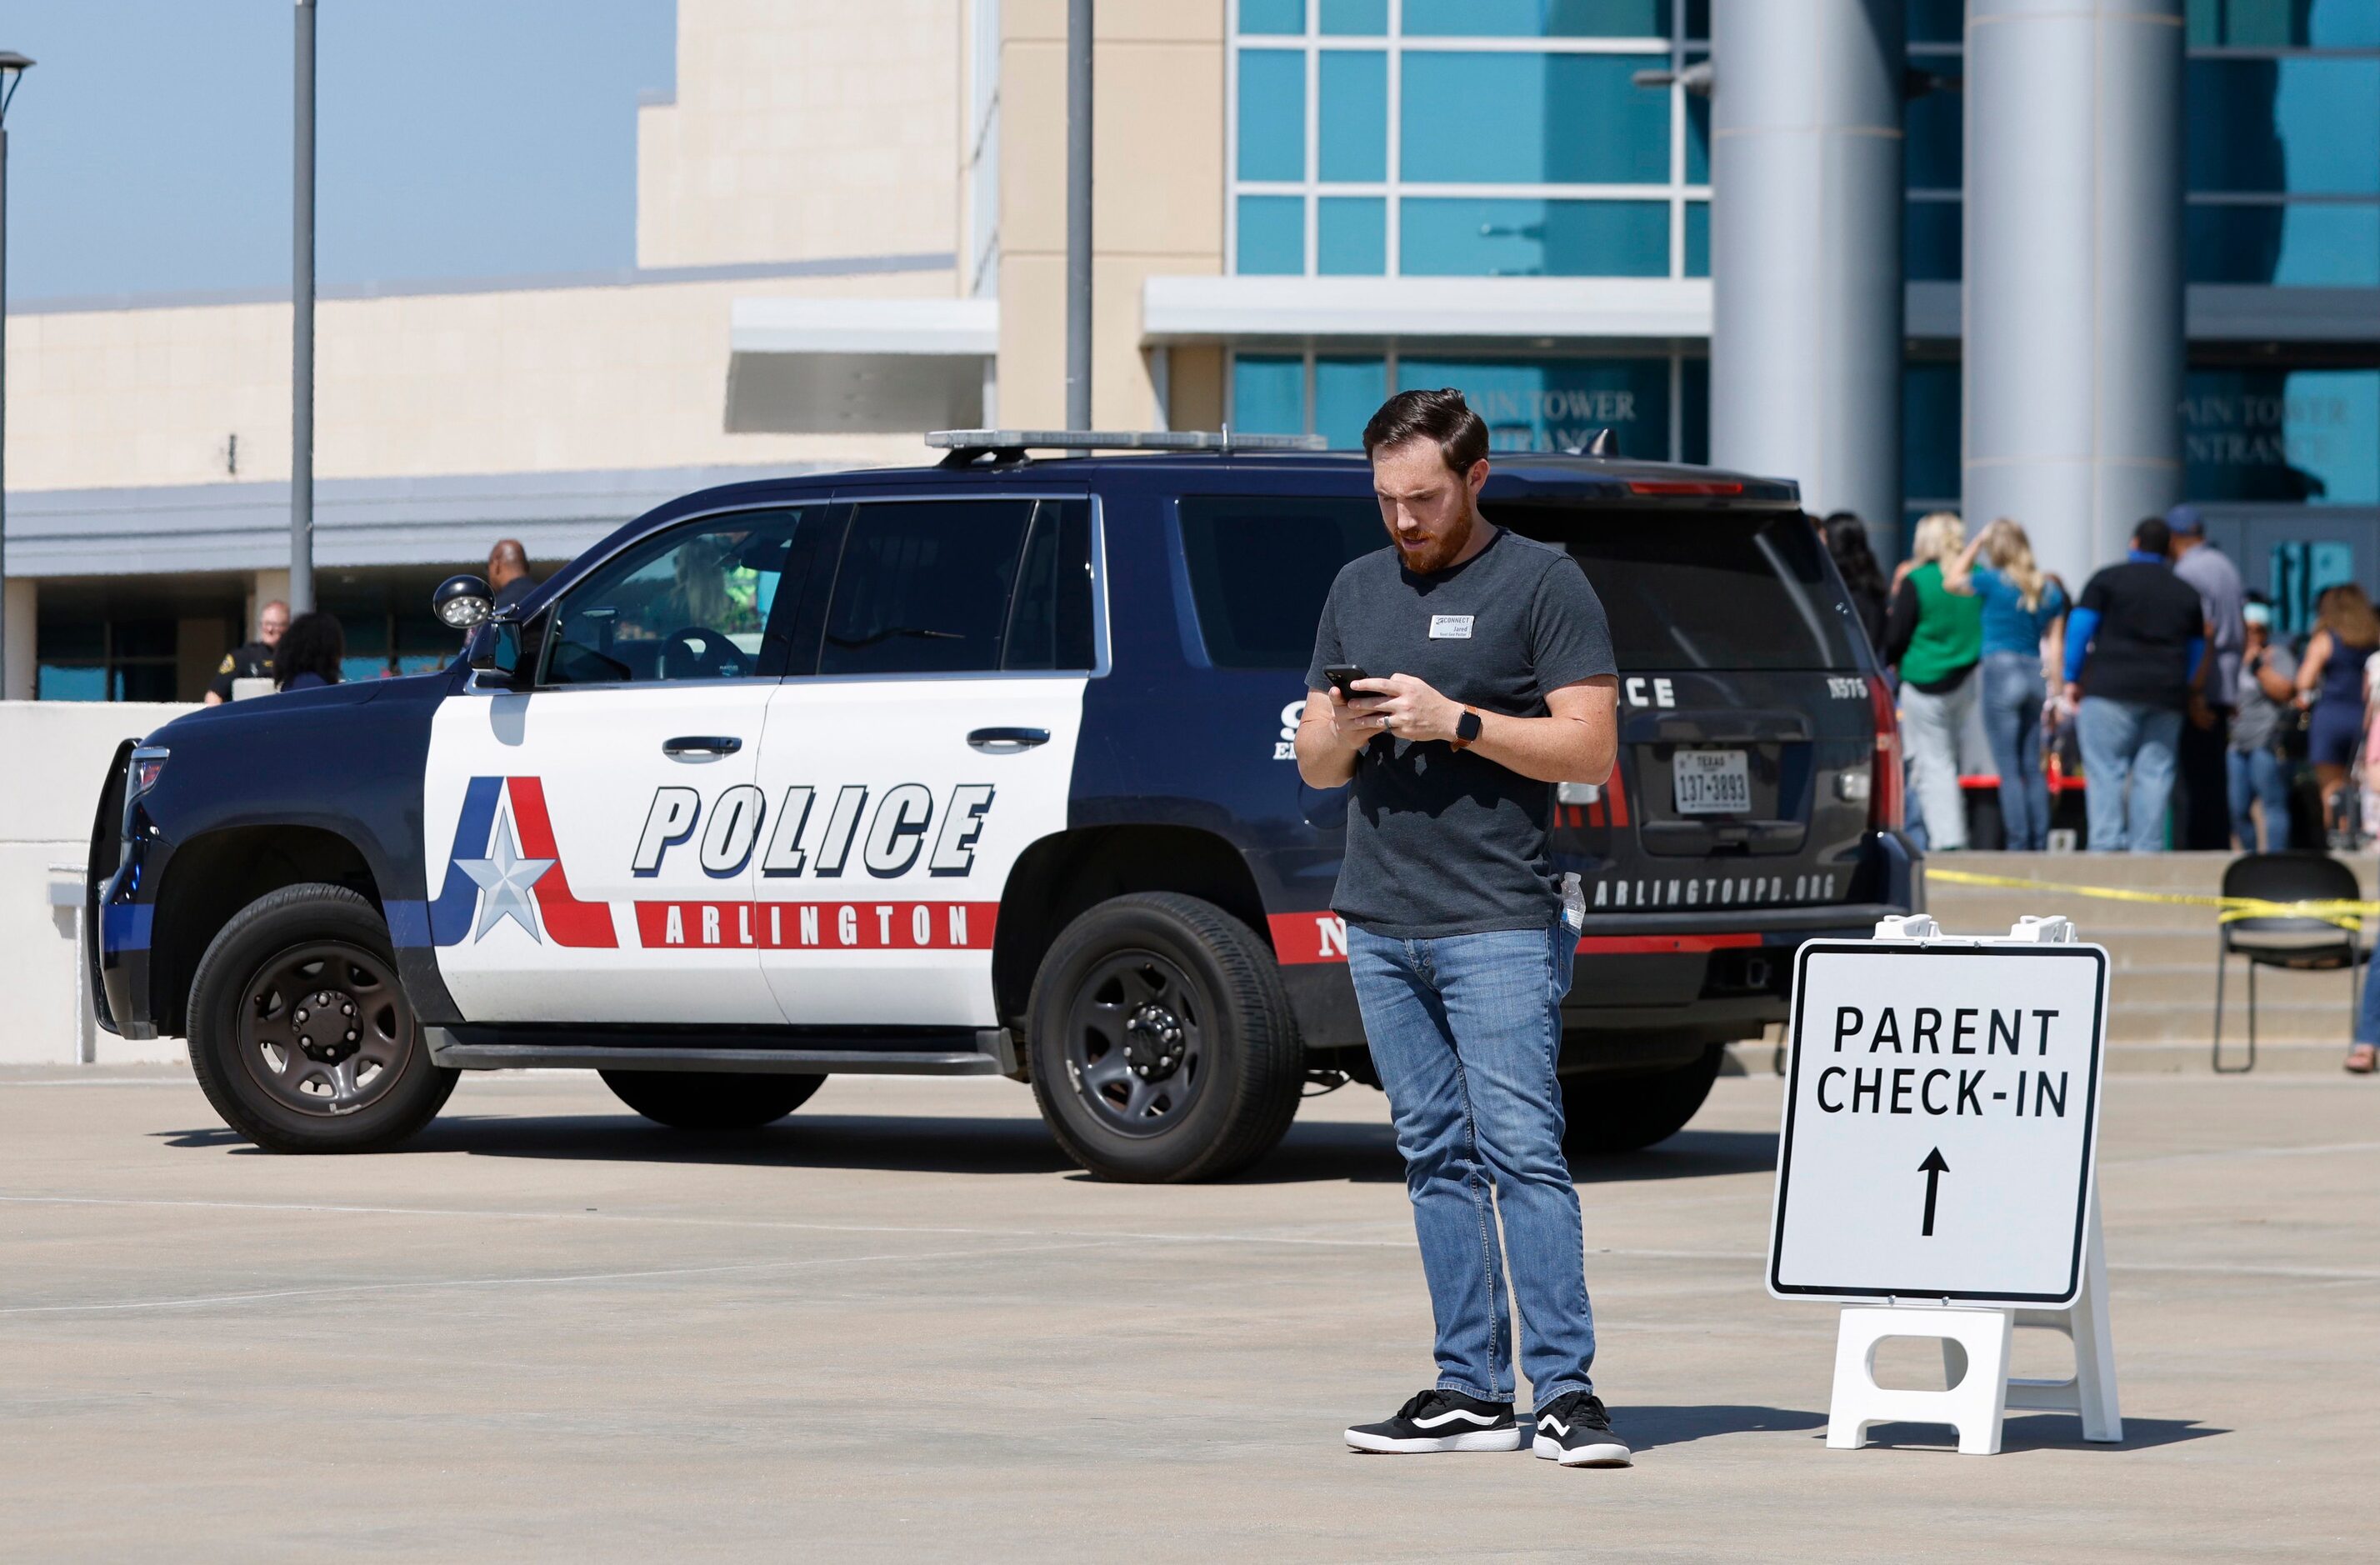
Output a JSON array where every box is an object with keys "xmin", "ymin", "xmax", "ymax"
[{"xmin": 130, "ymin": 747, "xmax": 168, "ymax": 795}]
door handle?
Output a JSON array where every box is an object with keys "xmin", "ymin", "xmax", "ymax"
[
  {"xmin": 967, "ymin": 727, "xmax": 1050, "ymax": 754},
  {"xmin": 662, "ymin": 735, "xmax": 742, "ymax": 758}
]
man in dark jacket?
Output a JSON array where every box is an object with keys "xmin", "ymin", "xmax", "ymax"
[{"xmin": 2062, "ymin": 517, "xmax": 2210, "ymax": 852}]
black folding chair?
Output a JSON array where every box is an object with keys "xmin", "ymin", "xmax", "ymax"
[{"xmin": 2212, "ymin": 852, "xmax": 2370, "ymax": 1074}]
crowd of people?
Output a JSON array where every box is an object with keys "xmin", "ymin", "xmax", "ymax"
[{"xmin": 1824, "ymin": 503, "xmax": 2380, "ymax": 858}]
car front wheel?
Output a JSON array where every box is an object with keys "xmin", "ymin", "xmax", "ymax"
[{"xmin": 1026, "ymin": 892, "xmax": 1302, "ymax": 1182}]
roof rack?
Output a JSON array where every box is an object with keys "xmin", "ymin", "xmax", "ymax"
[{"xmin": 928, "ymin": 428, "xmax": 1329, "ymax": 468}]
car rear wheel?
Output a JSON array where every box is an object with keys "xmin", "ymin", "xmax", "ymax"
[
  {"xmin": 599, "ymin": 1071, "xmax": 824, "ymax": 1130},
  {"xmin": 187, "ymin": 883, "xmax": 458, "ymax": 1152},
  {"xmin": 1027, "ymin": 892, "xmax": 1302, "ymax": 1182},
  {"xmin": 1560, "ymin": 1042, "xmax": 1724, "ymax": 1154}
]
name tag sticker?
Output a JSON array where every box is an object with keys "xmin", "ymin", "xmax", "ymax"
[{"xmin": 1429, "ymin": 615, "xmax": 1474, "ymax": 640}]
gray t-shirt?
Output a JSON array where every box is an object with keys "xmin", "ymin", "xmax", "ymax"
[
  {"xmin": 2174, "ymin": 543, "xmax": 2246, "ymax": 708},
  {"xmin": 2230, "ymin": 642, "xmax": 2297, "ymax": 754},
  {"xmin": 1305, "ymin": 527, "xmax": 1617, "ymax": 939}
]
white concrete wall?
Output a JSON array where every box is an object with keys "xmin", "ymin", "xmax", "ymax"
[{"xmin": 0, "ymin": 701, "xmax": 194, "ymax": 1066}]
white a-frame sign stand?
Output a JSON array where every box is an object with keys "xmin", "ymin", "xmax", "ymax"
[{"xmin": 1770, "ymin": 914, "xmax": 2122, "ymax": 1456}]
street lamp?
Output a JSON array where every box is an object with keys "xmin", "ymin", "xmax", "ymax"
[
  {"xmin": 0, "ymin": 50, "xmax": 32, "ymax": 700},
  {"xmin": 291, "ymin": 3, "xmax": 316, "ymax": 615}
]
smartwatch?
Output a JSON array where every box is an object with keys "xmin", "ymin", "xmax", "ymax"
[{"xmin": 1451, "ymin": 707, "xmax": 1482, "ymax": 751}]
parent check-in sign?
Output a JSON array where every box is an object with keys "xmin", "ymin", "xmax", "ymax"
[{"xmin": 1769, "ymin": 941, "xmax": 2108, "ymax": 1308}]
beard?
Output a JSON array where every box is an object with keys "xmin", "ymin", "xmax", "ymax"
[{"xmin": 1394, "ymin": 502, "xmax": 1478, "ymax": 575}]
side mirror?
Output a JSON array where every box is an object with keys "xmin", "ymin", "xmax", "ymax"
[
  {"xmin": 432, "ymin": 573, "xmax": 494, "ymax": 630},
  {"xmin": 468, "ymin": 620, "xmax": 522, "ymax": 685}
]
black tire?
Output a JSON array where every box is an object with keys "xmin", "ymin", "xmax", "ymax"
[
  {"xmin": 186, "ymin": 883, "xmax": 458, "ymax": 1153},
  {"xmin": 1560, "ymin": 1043, "xmax": 1724, "ymax": 1155},
  {"xmin": 1027, "ymin": 892, "xmax": 1302, "ymax": 1182},
  {"xmin": 599, "ymin": 1070, "xmax": 823, "ymax": 1130}
]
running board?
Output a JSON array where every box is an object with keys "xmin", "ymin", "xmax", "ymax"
[{"xmin": 425, "ymin": 1027, "xmax": 1015, "ymax": 1077}]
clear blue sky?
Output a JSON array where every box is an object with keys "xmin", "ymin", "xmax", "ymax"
[{"xmin": 2, "ymin": 0, "xmax": 677, "ymax": 302}]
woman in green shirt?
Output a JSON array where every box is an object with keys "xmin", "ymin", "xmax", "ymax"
[{"xmin": 1884, "ymin": 512, "xmax": 1986, "ymax": 851}]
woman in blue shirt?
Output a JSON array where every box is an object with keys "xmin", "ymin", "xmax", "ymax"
[
  {"xmin": 274, "ymin": 612, "xmax": 347, "ymax": 692},
  {"xmin": 1947, "ymin": 520, "xmax": 2068, "ymax": 850}
]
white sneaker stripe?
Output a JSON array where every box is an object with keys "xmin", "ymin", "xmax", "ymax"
[
  {"xmin": 1538, "ymin": 1415, "xmax": 1570, "ymax": 1435},
  {"xmin": 1410, "ymin": 1408, "xmax": 1501, "ymax": 1429}
]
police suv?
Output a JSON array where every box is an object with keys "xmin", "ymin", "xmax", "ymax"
[{"xmin": 87, "ymin": 431, "xmax": 1919, "ymax": 1182}]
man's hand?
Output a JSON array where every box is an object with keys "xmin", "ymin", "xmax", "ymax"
[
  {"xmin": 2188, "ymin": 692, "xmax": 2216, "ymax": 731},
  {"xmin": 1349, "ymin": 673, "xmax": 1464, "ymax": 744},
  {"xmin": 1322, "ymin": 685, "xmax": 1391, "ymax": 751},
  {"xmin": 2063, "ymin": 681, "xmax": 2084, "ymax": 710}
]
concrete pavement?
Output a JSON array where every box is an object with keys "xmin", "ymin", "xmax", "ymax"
[{"xmin": 2, "ymin": 1063, "xmax": 2373, "ymax": 1561}]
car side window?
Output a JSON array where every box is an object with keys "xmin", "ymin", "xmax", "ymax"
[
  {"xmin": 1002, "ymin": 500, "xmax": 1098, "ymax": 672},
  {"xmin": 820, "ymin": 500, "xmax": 1044, "ymax": 676},
  {"xmin": 542, "ymin": 508, "xmax": 808, "ymax": 686}
]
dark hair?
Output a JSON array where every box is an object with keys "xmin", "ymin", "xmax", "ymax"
[
  {"xmin": 2132, "ymin": 517, "xmax": 2172, "ymax": 558},
  {"xmin": 1362, "ymin": 388, "xmax": 1489, "ymax": 475},
  {"xmin": 1824, "ymin": 513, "xmax": 1888, "ymax": 601},
  {"xmin": 276, "ymin": 611, "xmax": 346, "ymax": 689}
]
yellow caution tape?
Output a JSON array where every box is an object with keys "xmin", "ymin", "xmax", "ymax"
[{"xmin": 1923, "ymin": 866, "xmax": 2377, "ymax": 932}]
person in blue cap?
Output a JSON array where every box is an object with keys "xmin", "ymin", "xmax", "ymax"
[{"xmin": 2167, "ymin": 505, "xmax": 2246, "ymax": 849}]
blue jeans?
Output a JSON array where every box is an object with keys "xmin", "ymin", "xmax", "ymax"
[
  {"xmin": 1982, "ymin": 651, "xmax": 2050, "ymax": 850},
  {"xmin": 1344, "ymin": 921, "xmax": 1593, "ymax": 1411},
  {"xmin": 2076, "ymin": 696, "xmax": 2182, "ymax": 852},
  {"xmin": 2226, "ymin": 747, "xmax": 2292, "ymax": 852}
]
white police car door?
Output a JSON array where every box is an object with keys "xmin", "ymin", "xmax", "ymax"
[
  {"xmin": 751, "ymin": 494, "xmax": 1098, "ymax": 1026},
  {"xmin": 423, "ymin": 507, "xmax": 819, "ymax": 1023}
]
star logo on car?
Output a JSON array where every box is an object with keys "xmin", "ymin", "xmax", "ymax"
[{"xmin": 454, "ymin": 810, "xmax": 554, "ymax": 942}]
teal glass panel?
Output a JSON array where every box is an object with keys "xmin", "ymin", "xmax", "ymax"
[
  {"xmin": 1396, "ymin": 356, "xmax": 1671, "ymax": 454},
  {"xmin": 1906, "ymin": 81, "xmax": 1962, "ymax": 189},
  {"xmin": 1405, "ymin": 0, "xmax": 1671, "ymax": 36},
  {"xmin": 1402, "ymin": 53, "xmax": 1669, "ymax": 184},
  {"xmin": 1319, "ymin": 0, "xmax": 1387, "ymax": 33},
  {"xmin": 1685, "ymin": 201, "xmax": 1708, "ymax": 277},
  {"xmin": 1908, "ymin": 0, "xmax": 1963, "ymax": 44},
  {"xmin": 1687, "ymin": 0, "xmax": 1709, "ymax": 38},
  {"xmin": 1680, "ymin": 357, "xmax": 1708, "ymax": 464},
  {"xmin": 1232, "ymin": 354, "xmax": 1308, "ymax": 434},
  {"xmin": 37, "ymin": 665, "xmax": 107, "ymax": 701},
  {"xmin": 1686, "ymin": 72, "xmax": 1710, "ymax": 183},
  {"xmin": 1906, "ymin": 198, "xmax": 1962, "ymax": 282},
  {"xmin": 1237, "ymin": 196, "xmax": 1307, "ymax": 273},
  {"xmin": 2188, "ymin": 59, "xmax": 2380, "ymax": 196},
  {"xmin": 2186, "ymin": 202, "xmax": 2380, "ymax": 285},
  {"xmin": 1318, "ymin": 197, "xmax": 1388, "ymax": 273},
  {"xmin": 1903, "ymin": 360, "xmax": 1961, "ymax": 506},
  {"xmin": 1238, "ymin": 50, "xmax": 1306, "ymax": 182},
  {"xmin": 1240, "ymin": 0, "xmax": 1306, "ymax": 35},
  {"xmin": 1319, "ymin": 50, "xmax": 1387, "ymax": 181},
  {"xmin": 1315, "ymin": 358, "xmax": 1389, "ymax": 448},
  {"xmin": 2189, "ymin": 0, "xmax": 2380, "ymax": 47},
  {"xmin": 2185, "ymin": 368, "xmax": 2380, "ymax": 505},
  {"xmin": 1402, "ymin": 197, "xmax": 1669, "ymax": 275}
]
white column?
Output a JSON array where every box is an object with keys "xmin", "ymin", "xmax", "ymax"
[
  {"xmin": 1709, "ymin": 0, "xmax": 1905, "ymax": 557},
  {"xmin": 1964, "ymin": 0, "xmax": 2185, "ymax": 586}
]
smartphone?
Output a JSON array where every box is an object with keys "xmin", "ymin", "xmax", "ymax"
[{"xmin": 1324, "ymin": 664, "xmax": 1369, "ymax": 697}]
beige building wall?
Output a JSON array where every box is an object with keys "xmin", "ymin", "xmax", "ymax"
[
  {"xmin": 638, "ymin": 0, "xmax": 966, "ymax": 270},
  {"xmin": 997, "ymin": 1, "xmax": 1227, "ymax": 431},
  {"xmin": 5, "ymin": 268, "xmax": 962, "ymax": 493}
]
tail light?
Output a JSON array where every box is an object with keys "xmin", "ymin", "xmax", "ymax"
[{"xmin": 1865, "ymin": 674, "xmax": 1904, "ymax": 832}]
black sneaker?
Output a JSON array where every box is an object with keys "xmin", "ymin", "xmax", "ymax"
[
  {"xmin": 1345, "ymin": 1388, "xmax": 1525, "ymax": 1454},
  {"xmin": 1532, "ymin": 1392, "xmax": 1632, "ymax": 1467}
]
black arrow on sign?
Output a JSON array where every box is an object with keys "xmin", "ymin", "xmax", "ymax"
[{"xmin": 1918, "ymin": 1147, "xmax": 1949, "ymax": 1237}]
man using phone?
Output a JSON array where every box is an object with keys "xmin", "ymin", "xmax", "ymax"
[{"xmin": 1296, "ymin": 388, "xmax": 1625, "ymax": 1468}]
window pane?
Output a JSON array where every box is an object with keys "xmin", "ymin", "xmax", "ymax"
[
  {"xmin": 2188, "ymin": 58, "xmax": 2380, "ymax": 196},
  {"xmin": 820, "ymin": 502, "xmax": 1035, "ymax": 677},
  {"xmin": 2186, "ymin": 202, "xmax": 2380, "ymax": 285},
  {"xmin": 1904, "ymin": 359, "xmax": 1961, "ymax": 505},
  {"xmin": 1315, "ymin": 357, "xmax": 1388, "ymax": 448},
  {"xmin": 2188, "ymin": 0, "xmax": 2380, "ymax": 47},
  {"xmin": 1002, "ymin": 501, "xmax": 1098, "ymax": 671},
  {"xmin": 1680, "ymin": 356, "xmax": 1709, "ymax": 465},
  {"xmin": 2185, "ymin": 368, "xmax": 2380, "ymax": 505},
  {"xmin": 1906, "ymin": 198, "xmax": 1962, "ymax": 282},
  {"xmin": 1908, "ymin": 0, "xmax": 1964, "ymax": 44},
  {"xmin": 118, "ymin": 665, "xmax": 180, "ymax": 703},
  {"xmin": 1319, "ymin": 0, "xmax": 1387, "ymax": 33},
  {"xmin": 1238, "ymin": 194, "xmax": 1307, "ymax": 272},
  {"xmin": 38, "ymin": 664, "xmax": 107, "ymax": 701},
  {"xmin": 1402, "ymin": 52, "xmax": 1670, "ymax": 184},
  {"xmin": 1319, "ymin": 49, "xmax": 1386, "ymax": 181},
  {"xmin": 1405, "ymin": 0, "xmax": 1671, "ymax": 38},
  {"xmin": 37, "ymin": 619, "xmax": 103, "ymax": 660},
  {"xmin": 1178, "ymin": 496, "xmax": 1382, "ymax": 669},
  {"xmin": 1686, "ymin": 0, "xmax": 1709, "ymax": 39},
  {"xmin": 1686, "ymin": 79, "xmax": 1710, "ymax": 183},
  {"xmin": 1240, "ymin": 0, "xmax": 1305, "ymax": 34},
  {"xmin": 1685, "ymin": 201, "xmax": 1708, "ymax": 277},
  {"xmin": 1402, "ymin": 197, "xmax": 1669, "ymax": 276},
  {"xmin": 1232, "ymin": 354, "xmax": 1308, "ymax": 434},
  {"xmin": 1318, "ymin": 196, "xmax": 1388, "ymax": 272},
  {"xmin": 1397, "ymin": 356, "xmax": 1671, "ymax": 454},
  {"xmin": 1237, "ymin": 49, "xmax": 1306, "ymax": 182},
  {"xmin": 547, "ymin": 510, "xmax": 803, "ymax": 685},
  {"xmin": 1905, "ymin": 81, "xmax": 1962, "ymax": 190}
]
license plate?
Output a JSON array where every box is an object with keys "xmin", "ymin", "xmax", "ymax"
[{"xmin": 1672, "ymin": 749, "xmax": 1751, "ymax": 814}]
